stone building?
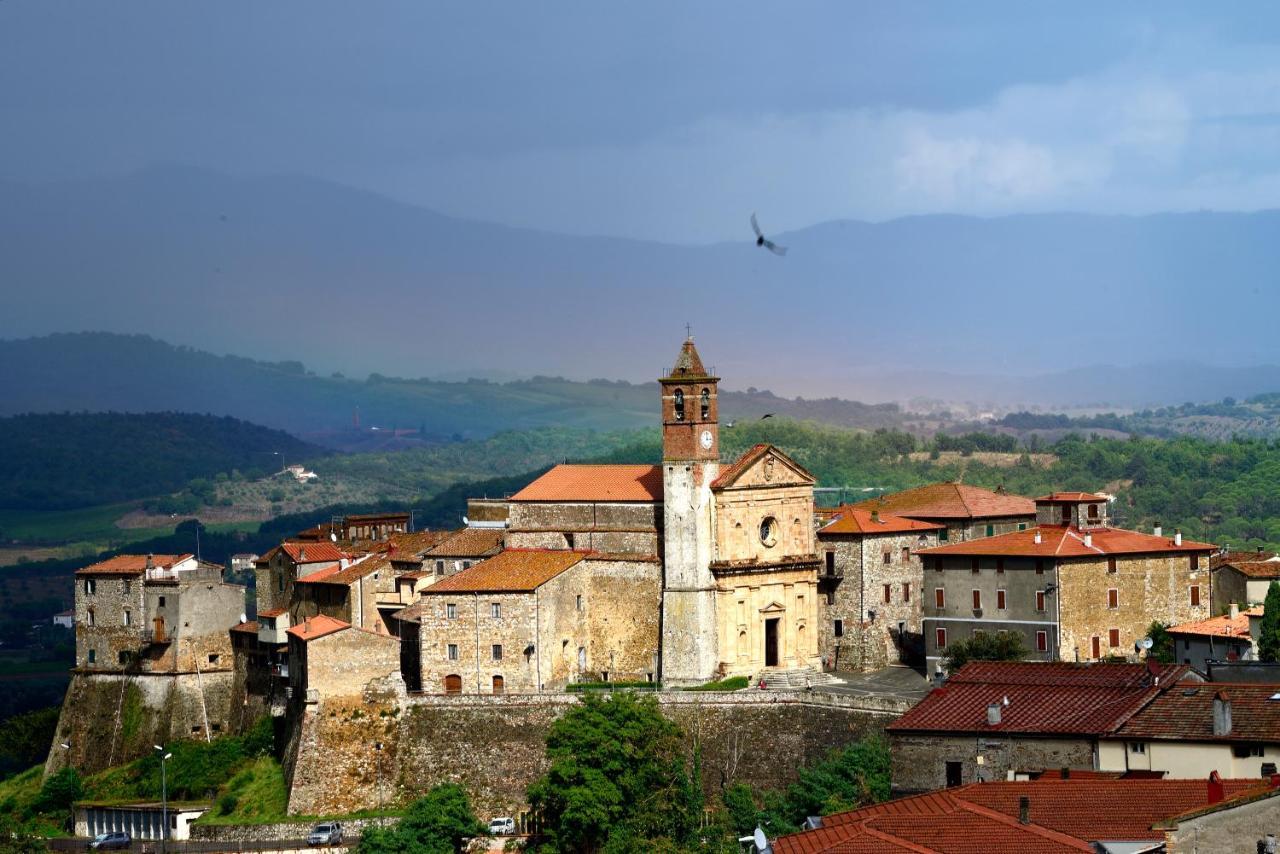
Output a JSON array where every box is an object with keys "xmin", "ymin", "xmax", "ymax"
[
  {"xmin": 254, "ymin": 541, "xmax": 348, "ymax": 616},
  {"xmin": 396, "ymin": 549, "xmax": 660, "ymax": 694},
  {"xmin": 917, "ymin": 493, "xmax": 1216, "ymax": 677},
  {"xmin": 1167, "ymin": 606, "xmax": 1262, "ymax": 671},
  {"xmin": 886, "ymin": 661, "xmax": 1194, "ymax": 793},
  {"xmin": 73, "ymin": 553, "xmax": 244, "ymax": 674},
  {"xmin": 286, "ymin": 614, "xmax": 402, "ymax": 701},
  {"xmin": 848, "ymin": 481, "xmax": 1036, "ymax": 543},
  {"xmin": 292, "ymin": 552, "xmax": 400, "ymax": 635},
  {"xmin": 816, "ymin": 507, "xmax": 944, "ymax": 672},
  {"xmin": 506, "ymin": 465, "xmax": 663, "ymax": 554},
  {"xmin": 1213, "ymin": 555, "xmax": 1280, "ymax": 612}
]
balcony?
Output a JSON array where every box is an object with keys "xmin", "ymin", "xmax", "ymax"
[{"xmin": 139, "ymin": 629, "xmax": 172, "ymax": 645}]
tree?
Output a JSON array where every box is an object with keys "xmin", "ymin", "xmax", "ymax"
[
  {"xmin": 942, "ymin": 632, "xmax": 1029, "ymax": 673},
  {"xmin": 1259, "ymin": 581, "xmax": 1280, "ymax": 662},
  {"xmin": 358, "ymin": 784, "xmax": 486, "ymax": 854},
  {"xmin": 1145, "ymin": 621, "xmax": 1174, "ymax": 664},
  {"xmin": 32, "ymin": 766, "xmax": 83, "ymax": 815},
  {"xmin": 527, "ymin": 693, "xmax": 699, "ymax": 852}
]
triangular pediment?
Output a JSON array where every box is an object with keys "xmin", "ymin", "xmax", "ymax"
[
  {"xmin": 712, "ymin": 444, "xmax": 814, "ymax": 490},
  {"xmin": 759, "ymin": 601, "xmax": 787, "ymax": 614}
]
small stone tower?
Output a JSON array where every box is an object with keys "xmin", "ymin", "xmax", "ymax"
[{"xmin": 659, "ymin": 338, "xmax": 721, "ymax": 685}]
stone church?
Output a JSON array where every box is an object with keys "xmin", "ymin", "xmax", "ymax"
[{"xmin": 468, "ymin": 337, "xmax": 823, "ymax": 688}]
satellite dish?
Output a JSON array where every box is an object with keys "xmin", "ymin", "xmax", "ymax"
[
  {"xmin": 1141, "ymin": 637, "xmax": 1154, "ymax": 650},
  {"xmin": 330, "ymin": 532, "xmax": 338, "ymax": 542},
  {"xmin": 462, "ymin": 516, "xmax": 470, "ymax": 527},
  {"xmin": 239, "ymin": 613, "xmax": 247, "ymax": 625},
  {"xmin": 753, "ymin": 827, "xmax": 769, "ymax": 852}
]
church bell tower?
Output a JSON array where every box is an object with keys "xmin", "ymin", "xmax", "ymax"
[{"xmin": 659, "ymin": 337, "xmax": 721, "ymax": 685}]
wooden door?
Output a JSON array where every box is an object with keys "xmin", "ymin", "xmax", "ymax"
[
  {"xmin": 1091, "ymin": 636, "xmax": 1101, "ymax": 660},
  {"xmin": 492, "ymin": 675, "xmax": 504, "ymax": 695},
  {"xmin": 444, "ymin": 674, "xmax": 462, "ymax": 695}
]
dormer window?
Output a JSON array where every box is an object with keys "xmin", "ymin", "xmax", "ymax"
[
  {"xmin": 1088, "ymin": 504, "xmax": 1099, "ymax": 520},
  {"xmin": 674, "ymin": 389, "xmax": 685, "ymax": 421},
  {"xmin": 700, "ymin": 388, "xmax": 710, "ymax": 419},
  {"xmin": 1061, "ymin": 506, "xmax": 1070, "ymax": 524}
]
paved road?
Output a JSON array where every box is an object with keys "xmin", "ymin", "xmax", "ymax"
[{"xmin": 815, "ymin": 664, "xmax": 932, "ymax": 703}]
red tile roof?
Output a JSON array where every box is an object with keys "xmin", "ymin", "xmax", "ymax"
[
  {"xmin": 819, "ymin": 506, "xmax": 945, "ymax": 536},
  {"xmin": 286, "ymin": 614, "xmax": 349, "ymax": 642},
  {"xmin": 1110, "ymin": 682, "xmax": 1280, "ymax": 743},
  {"xmin": 280, "ymin": 541, "xmax": 346, "ymax": 564},
  {"xmin": 852, "ymin": 483, "xmax": 1036, "ymax": 521},
  {"xmin": 1212, "ymin": 550, "xmax": 1276, "ymax": 569},
  {"xmin": 75, "ymin": 554, "xmax": 194, "ymax": 576},
  {"xmin": 917, "ymin": 525, "xmax": 1215, "ymax": 558},
  {"xmin": 1167, "ymin": 607, "xmax": 1262, "ymax": 639},
  {"xmin": 423, "ymin": 527, "xmax": 504, "ymax": 558},
  {"xmin": 421, "ymin": 549, "xmax": 586, "ymax": 593},
  {"xmin": 511, "ymin": 464, "xmax": 662, "ymax": 502},
  {"xmin": 1220, "ymin": 559, "xmax": 1280, "ymax": 579},
  {"xmin": 1035, "ymin": 492, "xmax": 1109, "ymax": 502},
  {"xmin": 710, "ymin": 444, "xmax": 814, "ymax": 489},
  {"xmin": 887, "ymin": 662, "xmax": 1190, "ymax": 737},
  {"xmin": 295, "ymin": 554, "xmax": 391, "ymax": 587},
  {"xmin": 257, "ymin": 608, "xmax": 286, "ymax": 618},
  {"xmin": 388, "ymin": 530, "xmax": 455, "ymax": 556},
  {"xmin": 774, "ymin": 778, "xmax": 1273, "ymax": 853},
  {"xmin": 231, "ymin": 620, "xmax": 259, "ymax": 634}
]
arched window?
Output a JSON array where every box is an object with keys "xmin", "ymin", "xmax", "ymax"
[
  {"xmin": 700, "ymin": 388, "xmax": 710, "ymax": 420},
  {"xmin": 674, "ymin": 389, "xmax": 685, "ymax": 421}
]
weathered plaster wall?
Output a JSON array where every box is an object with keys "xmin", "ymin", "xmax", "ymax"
[{"xmin": 889, "ymin": 732, "xmax": 1095, "ymax": 794}]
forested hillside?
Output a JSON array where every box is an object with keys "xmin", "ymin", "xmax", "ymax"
[{"xmin": 0, "ymin": 412, "xmax": 323, "ymax": 510}]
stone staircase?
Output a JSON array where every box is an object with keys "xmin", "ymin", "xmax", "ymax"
[{"xmin": 755, "ymin": 667, "xmax": 839, "ymax": 692}]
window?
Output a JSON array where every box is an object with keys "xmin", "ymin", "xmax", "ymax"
[
  {"xmin": 447, "ymin": 644, "xmax": 458, "ymax": 660},
  {"xmin": 118, "ymin": 651, "xmax": 131, "ymax": 665},
  {"xmin": 902, "ymin": 546, "xmax": 911, "ymax": 562},
  {"xmin": 985, "ymin": 524, "xmax": 994, "ymax": 537},
  {"xmin": 936, "ymin": 628, "xmax": 947, "ymax": 649},
  {"xmin": 491, "ymin": 602, "xmax": 501, "ymax": 619},
  {"xmin": 760, "ymin": 517, "xmax": 778, "ymax": 547},
  {"xmin": 492, "ymin": 644, "xmax": 502, "ymax": 661},
  {"xmin": 1184, "ymin": 638, "xmax": 1191, "ymax": 651},
  {"xmin": 436, "ymin": 560, "xmax": 445, "ymax": 576},
  {"xmin": 1232, "ymin": 744, "xmax": 1265, "ymax": 758},
  {"xmin": 825, "ymin": 552, "xmax": 836, "ymax": 575},
  {"xmin": 1109, "ymin": 628, "xmax": 1120, "ymax": 647},
  {"xmin": 674, "ymin": 388, "xmax": 685, "ymax": 421},
  {"xmin": 462, "ymin": 561, "xmax": 472, "ymax": 570},
  {"xmin": 122, "ymin": 580, "xmax": 131, "ymax": 594},
  {"xmin": 972, "ymin": 589, "xmax": 982, "ymax": 610},
  {"xmin": 1035, "ymin": 591, "xmax": 1046, "ymax": 612},
  {"xmin": 1018, "ymin": 523, "xmax": 1027, "ymax": 531},
  {"xmin": 883, "ymin": 584, "xmax": 891, "ymax": 604},
  {"xmin": 996, "ymin": 559, "xmax": 1004, "ymax": 574},
  {"xmin": 883, "ymin": 551, "xmax": 892, "ymax": 565},
  {"xmin": 87, "ymin": 608, "xmax": 95, "ymax": 627},
  {"xmin": 1190, "ymin": 585, "xmax": 1201, "ymax": 607},
  {"xmin": 1091, "ymin": 636, "xmax": 1101, "ymax": 659},
  {"xmin": 825, "ymin": 590, "xmax": 835, "ymax": 605},
  {"xmin": 87, "ymin": 649, "xmax": 96, "ymax": 664},
  {"xmin": 971, "ymin": 558, "xmax": 980, "ymax": 573},
  {"xmin": 1190, "ymin": 554, "xmax": 1199, "ymax": 571},
  {"xmin": 84, "ymin": 579, "xmax": 96, "ymax": 595},
  {"xmin": 446, "ymin": 603, "xmax": 457, "ymax": 619},
  {"xmin": 902, "ymin": 583, "xmax": 911, "ymax": 603},
  {"xmin": 938, "ymin": 528, "xmax": 949, "ymax": 542},
  {"xmin": 277, "ymin": 574, "xmax": 284, "ymax": 592},
  {"xmin": 700, "ymin": 388, "xmax": 710, "ymax": 419},
  {"xmin": 208, "ymin": 653, "xmax": 219, "ymax": 664},
  {"xmin": 1130, "ymin": 742, "xmax": 1146, "ymax": 754},
  {"xmin": 122, "ymin": 610, "xmax": 131, "ymax": 627},
  {"xmin": 1088, "ymin": 504, "xmax": 1099, "ymax": 520},
  {"xmin": 1107, "ymin": 557, "xmax": 1117, "ymax": 573},
  {"xmin": 1061, "ymin": 506, "xmax": 1070, "ymax": 524},
  {"xmin": 834, "ymin": 619, "xmax": 844, "ymax": 638},
  {"xmin": 1036, "ymin": 630, "xmax": 1048, "ymax": 652},
  {"xmin": 997, "ymin": 589, "xmax": 1006, "ymax": 610},
  {"xmin": 158, "ymin": 596, "xmax": 165, "ymax": 607},
  {"xmin": 1035, "ymin": 559, "xmax": 1045, "ymax": 575},
  {"xmin": 935, "ymin": 588, "xmax": 945, "ymax": 609},
  {"xmin": 576, "ymin": 594, "xmax": 583, "ymax": 611},
  {"xmin": 1107, "ymin": 588, "xmax": 1119, "ymax": 609}
]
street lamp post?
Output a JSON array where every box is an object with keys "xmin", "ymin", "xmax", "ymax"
[{"xmin": 154, "ymin": 746, "xmax": 171, "ymax": 854}]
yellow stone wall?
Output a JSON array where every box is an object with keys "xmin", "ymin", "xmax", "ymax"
[{"xmin": 715, "ymin": 567, "xmax": 821, "ymax": 676}]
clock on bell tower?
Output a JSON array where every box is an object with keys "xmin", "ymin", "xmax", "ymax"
[{"xmin": 659, "ymin": 338, "xmax": 719, "ymax": 462}]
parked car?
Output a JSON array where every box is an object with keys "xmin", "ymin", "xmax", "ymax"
[
  {"xmin": 307, "ymin": 822, "xmax": 343, "ymax": 845},
  {"xmin": 88, "ymin": 832, "xmax": 130, "ymax": 850},
  {"xmin": 488, "ymin": 816, "xmax": 516, "ymax": 835}
]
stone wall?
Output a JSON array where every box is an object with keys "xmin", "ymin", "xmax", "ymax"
[
  {"xmin": 1162, "ymin": 790, "xmax": 1280, "ymax": 854},
  {"xmin": 44, "ymin": 669, "xmax": 244, "ymax": 777},
  {"xmin": 889, "ymin": 732, "xmax": 1094, "ymax": 794},
  {"xmin": 76, "ymin": 573, "xmax": 147, "ymax": 670},
  {"xmin": 285, "ymin": 691, "xmax": 903, "ymax": 819},
  {"xmin": 189, "ymin": 817, "xmax": 383, "ymax": 843},
  {"xmin": 585, "ymin": 558, "xmax": 661, "ymax": 682},
  {"xmin": 299, "ymin": 627, "xmax": 401, "ymax": 700},
  {"xmin": 506, "ymin": 502, "xmax": 661, "ymax": 556}
]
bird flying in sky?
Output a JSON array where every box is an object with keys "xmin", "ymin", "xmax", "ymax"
[{"xmin": 751, "ymin": 213, "xmax": 787, "ymax": 255}]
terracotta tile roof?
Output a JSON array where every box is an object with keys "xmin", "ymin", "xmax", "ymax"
[
  {"xmin": 710, "ymin": 443, "xmax": 814, "ymax": 489},
  {"xmin": 421, "ymin": 549, "xmax": 586, "ymax": 593},
  {"xmin": 280, "ymin": 541, "xmax": 346, "ymax": 564},
  {"xmin": 75, "ymin": 554, "xmax": 194, "ymax": 576},
  {"xmin": 511, "ymin": 464, "xmax": 662, "ymax": 502},
  {"xmin": 1110, "ymin": 682, "xmax": 1280, "ymax": 743},
  {"xmin": 1167, "ymin": 607, "xmax": 1262, "ymax": 639},
  {"xmin": 231, "ymin": 621, "xmax": 259, "ymax": 634},
  {"xmin": 424, "ymin": 528, "xmax": 504, "ymax": 558},
  {"xmin": 775, "ymin": 778, "xmax": 1273, "ymax": 853},
  {"xmin": 1220, "ymin": 559, "xmax": 1280, "ymax": 579},
  {"xmin": 296, "ymin": 554, "xmax": 390, "ymax": 587},
  {"xmin": 1035, "ymin": 492, "xmax": 1109, "ymax": 502},
  {"xmin": 257, "ymin": 608, "xmax": 286, "ymax": 618},
  {"xmin": 388, "ymin": 530, "xmax": 455, "ymax": 555},
  {"xmin": 851, "ymin": 483, "xmax": 1036, "ymax": 521},
  {"xmin": 819, "ymin": 506, "xmax": 945, "ymax": 536},
  {"xmin": 286, "ymin": 614, "xmax": 349, "ymax": 642},
  {"xmin": 917, "ymin": 525, "xmax": 1215, "ymax": 558},
  {"xmin": 1212, "ymin": 550, "xmax": 1276, "ymax": 569},
  {"xmin": 887, "ymin": 662, "xmax": 1190, "ymax": 737}
]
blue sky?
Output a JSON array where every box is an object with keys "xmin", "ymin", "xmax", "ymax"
[{"xmin": 6, "ymin": 3, "xmax": 1280, "ymax": 243}]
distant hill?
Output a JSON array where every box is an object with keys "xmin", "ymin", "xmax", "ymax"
[
  {"xmin": 4, "ymin": 166, "xmax": 1280, "ymax": 405},
  {"xmin": 0, "ymin": 333, "xmax": 911, "ymax": 445},
  {"xmin": 0, "ymin": 412, "xmax": 324, "ymax": 510}
]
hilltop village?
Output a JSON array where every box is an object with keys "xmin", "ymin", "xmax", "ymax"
[{"xmin": 49, "ymin": 339, "xmax": 1280, "ymax": 850}]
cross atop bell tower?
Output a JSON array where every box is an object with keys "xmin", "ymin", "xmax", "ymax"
[{"xmin": 659, "ymin": 337, "xmax": 719, "ymax": 462}]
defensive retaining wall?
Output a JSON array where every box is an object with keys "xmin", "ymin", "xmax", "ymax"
[{"xmin": 285, "ymin": 689, "xmax": 908, "ymax": 819}]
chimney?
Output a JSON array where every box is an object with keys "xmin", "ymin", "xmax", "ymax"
[
  {"xmin": 1207, "ymin": 770, "xmax": 1225, "ymax": 805},
  {"xmin": 299, "ymin": 546, "xmax": 307, "ymax": 561},
  {"xmin": 1034, "ymin": 530, "xmax": 1042, "ymax": 545},
  {"xmin": 871, "ymin": 510, "xmax": 880, "ymax": 524},
  {"xmin": 1018, "ymin": 796, "xmax": 1030, "ymax": 825},
  {"xmin": 1060, "ymin": 766, "xmax": 1070, "ymax": 780},
  {"xmin": 1154, "ymin": 523, "xmax": 1162, "ymax": 537},
  {"xmin": 1213, "ymin": 691, "xmax": 1232, "ymax": 736},
  {"xmin": 145, "ymin": 553, "xmax": 154, "ymax": 570},
  {"xmin": 1084, "ymin": 532, "xmax": 1092, "ymax": 549},
  {"xmin": 1175, "ymin": 530, "xmax": 1183, "ymax": 547},
  {"xmin": 987, "ymin": 702, "xmax": 1002, "ymax": 726},
  {"xmin": 1230, "ymin": 603, "xmax": 1240, "ymax": 620}
]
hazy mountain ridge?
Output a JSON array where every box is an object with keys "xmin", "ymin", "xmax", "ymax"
[{"xmin": 4, "ymin": 167, "xmax": 1280, "ymax": 401}]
